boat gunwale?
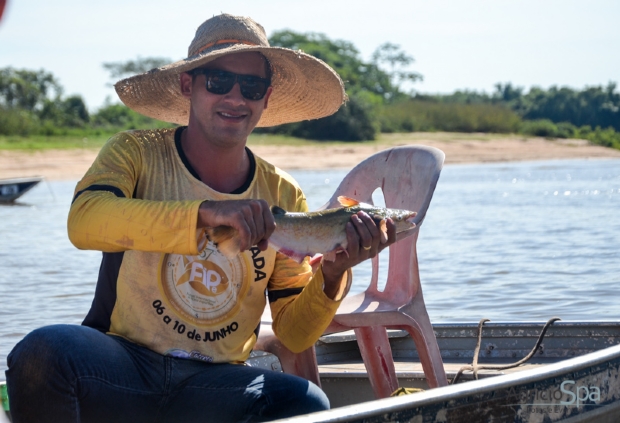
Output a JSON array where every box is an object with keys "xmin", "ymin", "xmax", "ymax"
[{"xmin": 278, "ymin": 322, "xmax": 620, "ymax": 422}]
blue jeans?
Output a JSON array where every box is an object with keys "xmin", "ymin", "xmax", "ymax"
[{"xmin": 5, "ymin": 325, "xmax": 329, "ymax": 422}]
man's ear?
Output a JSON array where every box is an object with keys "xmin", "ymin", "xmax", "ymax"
[
  {"xmin": 179, "ymin": 72, "xmax": 193, "ymax": 98},
  {"xmin": 262, "ymin": 86, "xmax": 273, "ymax": 109}
]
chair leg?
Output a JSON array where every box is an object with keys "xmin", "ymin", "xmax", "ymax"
[
  {"xmin": 354, "ymin": 326, "xmax": 399, "ymax": 399},
  {"xmin": 399, "ymin": 297, "xmax": 448, "ymax": 388},
  {"xmin": 401, "ymin": 324, "xmax": 448, "ymax": 388}
]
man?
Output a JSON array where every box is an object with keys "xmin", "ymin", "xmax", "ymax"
[{"xmin": 6, "ymin": 14, "xmax": 397, "ymax": 422}]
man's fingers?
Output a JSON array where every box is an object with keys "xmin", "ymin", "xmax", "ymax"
[
  {"xmin": 352, "ymin": 211, "xmax": 382, "ymax": 255},
  {"xmin": 199, "ymin": 199, "xmax": 276, "ymax": 253},
  {"xmin": 256, "ymin": 238, "xmax": 270, "ymax": 251},
  {"xmin": 378, "ymin": 219, "xmax": 396, "ymax": 253},
  {"xmin": 261, "ymin": 200, "xmax": 276, "ymax": 239},
  {"xmin": 248, "ymin": 202, "xmax": 266, "ymax": 245},
  {"xmin": 232, "ymin": 218, "xmax": 253, "ymax": 252},
  {"xmin": 345, "ymin": 221, "xmax": 360, "ymax": 255}
]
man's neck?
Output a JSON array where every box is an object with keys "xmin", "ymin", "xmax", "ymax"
[{"xmin": 181, "ymin": 126, "xmax": 251, "ymax": 194}]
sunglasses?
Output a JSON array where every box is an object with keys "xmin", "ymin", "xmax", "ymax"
[{"xmin": 190, "ymin": 69, "xmax": 271, "ymax": 101}]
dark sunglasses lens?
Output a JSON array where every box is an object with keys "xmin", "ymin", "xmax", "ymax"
[
  {"xmin": 201, "ymin": 70, "xmax": 269, "ymax": 100},
  {"xmin": 239, "ymin": 77, "xmax": 268, "ymax": 100},
  {"xmin": 205, "ymin": 72, "xmax": 235, "ymax": 95}
]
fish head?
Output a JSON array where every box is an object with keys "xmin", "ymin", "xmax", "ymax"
[
  {"xmin": 336, "ymin": 197, "xmax": 417, "ymax": 234},
  {"xmin": 374, "ymin": 207, "xmax": 417, "ymax": 233}
]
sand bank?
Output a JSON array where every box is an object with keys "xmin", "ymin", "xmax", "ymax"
[{"xmin": 1, "ymin": 134, "xmax": 619, "ymax": 181}]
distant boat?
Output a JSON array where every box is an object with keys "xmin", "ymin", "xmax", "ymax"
[{"xmin": 0, "ymin": 177, "xmax": 43, "ymax": 203}]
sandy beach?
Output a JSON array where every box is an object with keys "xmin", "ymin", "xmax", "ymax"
[{"xmin": 1, "ymin": 133, "xmax": 619, "ymax": 181}]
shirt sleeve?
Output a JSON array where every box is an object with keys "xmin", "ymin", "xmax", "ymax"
[{"xmin": 67, "ymin": 132, "xmax": 205, "ymax": 255}]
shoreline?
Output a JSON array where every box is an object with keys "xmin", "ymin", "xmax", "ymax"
[{"xmin": 2, "ymin": 134, "xmax": 620, "ymax": 181}]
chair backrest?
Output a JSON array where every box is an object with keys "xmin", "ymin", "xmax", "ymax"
[{"xmin": 324, "ymin": 145, "xmax": 445, "ymax": 301}]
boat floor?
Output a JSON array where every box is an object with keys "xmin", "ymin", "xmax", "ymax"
[
  {"xmin": 318, "ymin": 357, "xmax": 548, "ymax": 407},
  {"xmin": 321, "ymin": 357, "xmax": 547, "ymax": 379}
]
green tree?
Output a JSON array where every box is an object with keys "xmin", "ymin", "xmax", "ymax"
[
  {"xmin": 493, "ymin": 83, "xmax": 524, "ymax": 103},
  {"xmin": 0, "ymin": 67, "xmax": 93, "ymax": 135},
  {"xmin": 520, "ymin": 83, "xmax": 620, "ymax": 131},
  {"xmin": 0, "ymin": 67, "xmax": 63, "ymax": 112},
  {"xmin": 265, "ymin": 31, "xmax": 421, "ymax": 140},
  {"xmin": 102, "ymin": 56, "xmax": 172, "ymax": 83},
  {"xmin": 371, "ymin": 42, "xmax": 423, "ymax": 100},
  {"xmin": 96, "ymin": 58, "xmax": 174, "ymax": 131},
  {"xmin": 269, "ymin": 31, "xmax": 381, "ymax": 100}
]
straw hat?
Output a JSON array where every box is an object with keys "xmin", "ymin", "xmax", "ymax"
[{"xmin": 114, "ymin": 14, "xmax": 346, "ymax": 127}]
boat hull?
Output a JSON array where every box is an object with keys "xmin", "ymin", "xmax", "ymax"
[
  {"xmin": 254, "ymin": 321, "xmax": 620, "ymax": 422},
  {"xmin": 305, "ymin": 344, "xmax": 620, "ymax": 422},
  {"xmin": 0, "ymin": 177, "xmax": 43, "ymax": 203}
]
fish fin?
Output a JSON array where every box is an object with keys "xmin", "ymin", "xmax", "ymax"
[
  {"xmin": 323, "ymin": 251, "xmax": 337, "ymax": 262},
  {"xmin": 270, "ymin": 243, "xmax": 308, "ymax": 264},
  {"xmin": 378, "ymin": 219, "xmax": 389, "ymax": 244},
  {"xmin": 271, "ymin": 205, "xmax": 287, "ymax": 215},
  {"xmin": 337, "ymin": 196, "xmax": 360, "ymax": 207},
  {"xmin": 323, "ymin": 246, "xmax": 348, "ymax": 262},
  {"xmin": 205, "ymin": 226, "xmax": 240, "ymax": 259},
  {"xmin": 308, "ymin": 254, "xmax": 323, "ymax": 273}
]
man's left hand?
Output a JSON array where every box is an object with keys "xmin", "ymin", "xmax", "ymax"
[{"xmin": 321, "ymin": 211, "xmax": 397, "ymax": 299}]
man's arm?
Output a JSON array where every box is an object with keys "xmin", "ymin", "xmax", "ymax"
[
  {"xmin": 69, "ymin": 132, "xmax": 279, "ymax": 257},
  {"xmin": 68, "ymin": 132, "xmax": 205, "ymax": 255}
]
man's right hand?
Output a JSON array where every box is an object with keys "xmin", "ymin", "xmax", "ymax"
[{"xmin": 197, "ymin": 199, "xmax": 276, "ymax": 252}]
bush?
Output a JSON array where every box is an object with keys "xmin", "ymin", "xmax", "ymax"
[
  {"xmin": 92, "ymin": 104, "xmax": 172, "ymax": 131},
  {"xmin": 519, "ymin": 119, "xmax": 559, "ymax": 137},
  {"xmin": 257, "ymin": 95, "xmax": 378, "ymax": 141},
  {"xmin": 378, "ymin": 100, "xmax": 522, "ymax": 133},
  {"xmin": 0, "ymin": 106, "xmax": 40, "ymax": 136},
  {"xmin": 584, "ymin": 127, "xmax": 620, "ymax": 149},
  {"xmin": 292, "ymin": 96, "xmax": 377, "ymax": 141},
  {"xmin": 554, "ymin": 122, "xmax": 578, "ymax": 139}
]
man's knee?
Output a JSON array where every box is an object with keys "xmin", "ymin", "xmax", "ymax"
[
  {"xmin": 260, "ymin": 376, "xmax": 330, "ymax": 420},
  {"xmin": 299, "ymin": 381, "xmax": 330, "ymax": 414},
  {"xmin": 7, "ymin": 325, "xmax": 94, "ymax": 385}
]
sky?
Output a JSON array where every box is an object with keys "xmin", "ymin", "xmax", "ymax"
[{"xmin": 1, "ymin": 0, "xmax": 618, "ymax": 111}]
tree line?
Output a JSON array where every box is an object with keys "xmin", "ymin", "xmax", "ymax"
[{"xmin": 1, "ymin": 30, "xmax": 618, "ymax": 150}]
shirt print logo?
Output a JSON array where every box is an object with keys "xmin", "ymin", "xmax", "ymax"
[{"xmin": 159, "ymin": 242, "xmax": 249, "ymax": 325}]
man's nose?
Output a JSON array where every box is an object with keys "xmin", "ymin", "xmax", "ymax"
[{"xmin": 222, "ymin": 82, "xmax": 246, "ymax": 104}]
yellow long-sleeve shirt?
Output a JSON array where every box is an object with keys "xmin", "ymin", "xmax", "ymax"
[{"xmin": 68, "ymin": 127, "xmax": 348, "ymax": 363}]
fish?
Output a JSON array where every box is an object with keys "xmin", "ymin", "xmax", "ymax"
[{"xmin": 205, "ymin": 196, "xmax": 417, "ymax": 263}]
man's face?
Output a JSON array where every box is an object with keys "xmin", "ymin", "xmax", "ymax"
[{"xmin": 181, "ymin": 52, "xmax": 272, "ymax": 148}]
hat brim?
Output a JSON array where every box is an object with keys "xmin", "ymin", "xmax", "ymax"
[{"xmin": 114, "ymin": 44, "xmax": 346, "ymax": 127}]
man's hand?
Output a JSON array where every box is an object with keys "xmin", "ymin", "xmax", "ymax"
[
  {"xmin": 197, "ymin": 199, "xmax": 276, "ymax": 252},
  {"xmin": 321, "ymin": 211, "xmax": 397, "ymax": 299}
]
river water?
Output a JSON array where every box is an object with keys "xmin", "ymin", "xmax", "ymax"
[{"xmin": 1, "ymin": 158, "xmax": 619, "ymax": 375}]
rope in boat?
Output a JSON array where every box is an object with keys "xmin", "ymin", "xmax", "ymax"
[{"xmin": 450, "ymin": 316, "xmax": 561, "ymax": 385}]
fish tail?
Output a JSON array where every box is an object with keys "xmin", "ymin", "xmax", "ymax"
[{"xmin": 205, "ymin": 226, "xmax": 241, "ymax": 259}]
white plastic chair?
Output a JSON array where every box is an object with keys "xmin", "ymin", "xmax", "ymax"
[{"xmin": 255, "ymin": 145, "xmax": 448, "ymax": 397}]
